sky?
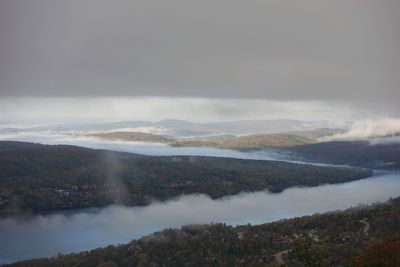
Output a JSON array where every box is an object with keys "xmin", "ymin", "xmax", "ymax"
[
  {"xmin": 0, "ymin": 97, "xmax": 378, "ymax": 123},
  {"xmin": 0, "ymin": 0, "xmax": 399, "ymax": 122}
]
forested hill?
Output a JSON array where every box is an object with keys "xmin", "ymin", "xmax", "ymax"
[
  {"xmin": 6, "ymin": 197, "xmax": 400, "ymax": 267},
  {"xmin": 289, "ymin": 141, "xmax": 400, "ymax": 169},
  {"xmin": 88, "ymin": 131, "xmax": 316, "ymax": 148},
  {"xmin": 0, "ymin": 141, "xmax": 372, "ymax": 213}
]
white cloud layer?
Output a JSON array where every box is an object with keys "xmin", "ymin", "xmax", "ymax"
[
  {"xmin": 326, "ymin": 118, "xmax": 400, "ymax": 140},
  {"xmin": 0, "ymin": 97, "xmax": 387, "ymax": 123}
]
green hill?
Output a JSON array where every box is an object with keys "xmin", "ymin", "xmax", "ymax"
[
  {"xmin": 0, "ymin": 141, "xmax": 371, "ymax": 213},
  {"xmin": 88, "ymin": 130, "xmax": 322, "ymax": 149}
]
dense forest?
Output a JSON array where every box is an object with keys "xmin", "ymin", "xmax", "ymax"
[
  {"xmin": 88, "ymin": 128, "xmax": 344, "ymax": 150},
  {"xmin": 87, "ymin": 132, "xmax": 174, "ymax": 144},
  {"xmin": 5, "ymin": 196, "xmax": 400, "ymax": 267},
  {"xmin": 289, "ymin": 141, "xmax": 400, "ymax": 169},
  {"xmin": 89, "ymin": 132, "xmax": 400, "ymax": 170},
  {"xmin": 0, "ymin": 141, "xmax": 372, "ymax": 213},
  {"xmin": 171, "ymin": 133, "xmax": 315, "ymax": 149}
]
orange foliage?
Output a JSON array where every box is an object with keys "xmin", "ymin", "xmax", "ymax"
[{"xmin": 352, "ymin": 237, "xmax": 400, "ymax": 267}]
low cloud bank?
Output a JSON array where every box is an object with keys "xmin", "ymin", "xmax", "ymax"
[{"xmin": 324, "ymin": 118, "xmax": 400, "ymax": 140}]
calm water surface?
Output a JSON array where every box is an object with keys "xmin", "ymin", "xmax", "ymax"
[{"xmin": 0, "ymin": 171, "xmax": 399, "ymax": 263}]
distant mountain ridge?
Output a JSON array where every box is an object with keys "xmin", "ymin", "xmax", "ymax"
[{"xmin": 0, "ymin": 119, "xmax": 336, "ymax": 137}]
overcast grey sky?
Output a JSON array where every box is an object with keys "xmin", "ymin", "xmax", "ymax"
[
  {"xmin": 0, "ymin": 0, "xmax": 400, "ymax": 124},
  {"xmin": 0, "ymin": 0, "xmax": 399, "ymax": 122}
]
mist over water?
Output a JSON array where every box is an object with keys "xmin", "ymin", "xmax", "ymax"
[
  {"xmin": 0, "ymin": 132, "xmax": 291, "ymax": 161},
  {"xmin": 0, "ymin": 171, "xmax": 399, "ymax": 264},
  {"xmin": 1, "ymin": 0, "xmax": 400, "ymax": 264},
  {"xmin": 0, "ymin": 132, "xmax": 399, "ymax": 263}
]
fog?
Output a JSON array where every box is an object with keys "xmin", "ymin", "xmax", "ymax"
[
  {"xmin": 1, "ymin": 171, "xmax": 399, "ymax": 263},
  {"xmin": 0, "ymin": 97, "xmax": 380, "ymax": 123},
  {"xmin": 101, "ymin": 152, "xmax": 129, "ymax": 204},
  {"xmin": 1, "ymin": 0, "xmax": 399, "ymax": 263},
  {"xmin": 324, "ymin": 118, "xmax": 400, "ymax": 140},
  {"xmin": 369, "ymin": 135, "xmax": 400, "ymax": 145},
  {"xmin": 0, "ymin": 131, "xmax": 293, "ymax": 161}
]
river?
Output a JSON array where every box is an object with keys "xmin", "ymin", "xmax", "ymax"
[{"xmin": 0, "ymin": 135, "xmax": 399, "ymax": 263}]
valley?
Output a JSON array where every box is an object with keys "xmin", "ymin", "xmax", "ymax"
[{"xmin": 2, "ymin": 1, "xmax": 400, "ymax": 265}]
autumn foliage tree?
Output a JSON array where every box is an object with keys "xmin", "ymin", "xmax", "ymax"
[{"xmin": 352, "ymin": 237, "xmax": 400, "ymax": 267}]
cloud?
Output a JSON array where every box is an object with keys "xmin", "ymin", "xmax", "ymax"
[
  {"xmin": 326, "ymin": 118, "xmax": 400, "ymax": 140},
  {"xmin": 369, "ymin": 136, "xmax": 400, "ymax": 145},
  {"xmin": 0, "ymin": 0, "xmax": 399, "ymax": 112},
  {"xmin": 0, "ymin": 97, "xmax": 387, "ymax": 123},
  {"xmin": 100, "ymin": 127, "xmax": 170, "ymax": 135}
]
